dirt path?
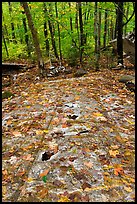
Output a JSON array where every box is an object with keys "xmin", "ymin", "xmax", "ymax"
[{"xmin": 2, "ymin": 71, "xmax": 135, "ymax": 202}]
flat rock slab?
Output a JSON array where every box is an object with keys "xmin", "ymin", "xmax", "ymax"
[{"xmin": 2, "ymin": 76, "xmax": 135, "ymax": 202}]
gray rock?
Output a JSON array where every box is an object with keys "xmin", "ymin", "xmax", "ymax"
[
  {"xmin": 119, "ymin": 75, "xmax": 135, "ymax": 83},
  {"xmin": 74, "ymin": 69, "xmax": 87, "ymax": 77}
]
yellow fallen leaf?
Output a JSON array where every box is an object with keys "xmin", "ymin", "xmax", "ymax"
[
  {"xmin": 93, "ymin": 112, "xmax": 103, "ymax": 117},
  {"xmin": 125, "ymin": 118, "xmax": 135, "ymax": 125},
  {"xmin": 124, "ymin": 151, "xmax": 131, "ymax": 156},
  {"xmin": 110, "ymin": 145, "xmax": 119, "ymax": 150},
  {"xmin": 58, "ymin": 195, "xmax": 71, "ymax": 202},
  {"xmin": 2, "ymin": 186, "xmax": 7, "ymax": 195},
  {"xmin": 27, "ymin": 177, "xmax": 34, "ymax": 182},
  {"xmin": 36, "ymin": 130, "xmax": 43, "ymax": 135},
  {"xmin": 43, "ymin": 130, "xmax": 49, "ymax": 133},
  {"xmin": 124, "ymin": 186, "xmax": 132, "ymax": 193},
  {"xmin": 109, "ymin": 150, "xmax": 119, "ymax": 157}
]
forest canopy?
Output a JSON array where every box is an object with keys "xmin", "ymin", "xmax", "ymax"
[{"xmin": 2, "ymin": 2, "xmax": 135, "ymax": 67}]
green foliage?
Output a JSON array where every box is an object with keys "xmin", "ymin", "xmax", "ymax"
[
  {"xmin": 2, "ymin": 91, "xmax": 14, "ymax": 99},
  {"xmin": 2, "ymin": 2, "xmax": 135, "ymax": 63}
]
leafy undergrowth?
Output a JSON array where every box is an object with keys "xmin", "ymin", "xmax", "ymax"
[{"xmin": 2, "ymin": 62, "xmax": 135, "ymax": 202}]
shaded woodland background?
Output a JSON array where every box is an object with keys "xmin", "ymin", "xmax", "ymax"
[{"xmin": 2, "ymin": 2, "xmax": 135, "ymax": 74}]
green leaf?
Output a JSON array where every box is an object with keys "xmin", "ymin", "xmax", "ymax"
[{"xmin": 42, "ymin": 175, "xmax": 47, "ymax": 183}]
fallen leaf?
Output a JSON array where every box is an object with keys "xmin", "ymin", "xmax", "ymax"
[
  {"xmin": 38, "ymin": 188, "xmax": 48, "ymax": 199},
  {"xmin": 109, "ymin": 150, "xmax": 119, "ymax": 157},
  {"xmin": 16, "ymin": 169, "xmax": 26, "ymax": 176},
  {"xmin": 93, "ymin": 112, "xmax": 103, "ymax": 117},
  {"xmin": 36, "ymin": 130, "xmax": 43, "ymax": 135},
  {"xmin": 22, "ymin": 154, "xmax": 34, "ymax": 161},
  {"xmin": 27, "ymin": 177, "xmax": 34, "ymax": 182},
  {"xmin": 39, "ymin": 168, "xmax": 50, "ymax": 177},
  {"xmin": 43, "ymin": 129, "xmax": 49, "ymax": 133},
  {"xmin": 124, "ymin": 186, "xmax": 132, "ymax": 193},
  {"xmin": 62, "ymin": 123, "xmax": 67, "ymax": 128},
  {"xmin": 84, "ymin": 161, "xmax": 93, "ymax": 168},
  {"xmin": 58, "ymin": 195, "xmax": 71, "ymax": 202},
  {"xmin": 114, "ymin": 167, "xmax": 124, "ymax": 176},
  {"xmin": 110, "ymin": 145, "xmax": 119, "ymax": 150},
  {"xmin": 2, "ymin": 169, "xmax": 8, "ymax": 175},
  {"xmin": 12, "ymin": 131, "xmax": 22, "ymax": 137}
]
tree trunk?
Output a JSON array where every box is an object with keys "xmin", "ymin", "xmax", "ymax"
[
  {"xmin": 98, "ymin": 8, "xmax": 101, "ymax": 58},
  {"xmin": 48, "ymin": 3, "xmax": 59, "ymax": 60},
  {"xmin": 20, "ymin": 3, "xmax": 31, "ymax": 57},
  {"xmin": 8, "ymin": 2, "xmax": 17, "ymax": 44},
  {"xmin": 103, "ymin": 7, "xmax": 108, "ymax": 48},
  {"xmin": 75, "ymin": 3, "xmax": 80, "ymax": 48},
  {"xmin": 21, "ymin": 2, "xmax": 45, "ymax": 76},
  {"xmin": 43, "ymin": 2, "xmax": 49, "ymax": 57},
  {"xmin": 2, "ymin": 11, "xmax": 10, "ymax": 44},
  {"xmin": 117, "ymin": 2, "xmax": 123, "ymax": 65},
  {"xmin": 78, "ymin": 2, "xmax": 84, "ymax": 64},
  {"xmin": 55, "ymin": 2, "xmax": 62, "ymax": 61},
  {"xmin": 124, "ymin": 2, "xmax": 129, "ymax": 35},
  {"xmin": 2, "ymin": 29, "xmax": 9, "ymax": 57},
  {"xmin": 94, "ymin": 2, "xmax": 99, "ymax": 71}
]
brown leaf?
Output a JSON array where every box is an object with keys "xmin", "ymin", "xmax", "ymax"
[
  {"xmin": 22, "ymin": 154, "xmax": 34, "ymax": 161},
  {"xmin": 82, "ymin": 182, "xmax": 91, "ymax": 190},
  {"xmin": 38, "ymin": 188, "xmax": 48, "ymax": 199}
]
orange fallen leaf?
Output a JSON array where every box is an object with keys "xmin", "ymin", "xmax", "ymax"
[
  {"xmin": 39, "ymin": 168, "xmax": 50, "ymax": 177},
  {"xmin": 38, "ymin": 188, "xmax": 48, "ymax": 199},
  {"xmin": 7, "ymin": 119, "xmax": 12, "ymax": 125},
  {"xmin": 2, "ymin": 169, "xmax": 8, "ymax": 175},
  {"xmin": 22, "ymin": 154, "xmax": 34, "ymax": 161},
  {"xmin": 114, "ymin": 167, "xmax": 124, "ymax": 176},
  {"xmin": 84, "ymin": 161, "xmax": 93, "ymax": 168},
  {"xmin": 16, "ymin": 170, "xmax": 26, "ymax": 176},
  {"xmin": 62, "ymin": 123, "xmax": 67, "ymax": 128},
  {"xmin": 12, "ymin": 131, "xmax": 22, "ymax": 137},
  {"xmin": 115, "ymin": 135, "xmax": 124, "ymax": 143}
]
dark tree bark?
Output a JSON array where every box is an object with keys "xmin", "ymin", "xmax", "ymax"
[
  {"xmin": 8, "ymin": 2, "xmax": 17, "ymax": 44},
  {"xmin": 20, "ymin": 3, "xmax": 31, "ymax": 57},
  {"xmin": 21, "ymin": 2, "xmax": 45, "ymax": 76},
  {"xmin": 98, "ymin": 7, "xmax": 101, "ymax": 57},
  {"xmin": 43, "ymin": 2, "xmax": 49, "ymax": 57},
  {"xmin": 2, "ymin": 11, "xmax": 10, "ymax": 44},
  {"xmin": 68, "ymin": 2, "xmax": 73, "ymax": 32},
  {"xmin": 55, "ymin": 2, "xmax": 62, "ymax": 61},
  {"xmin": 2, "ymin": 29, "xmax": 9, "ymax": 57},
  {"xmin": 116, "ymin": 2, "xmax": 123, "ymax": 65},
  {"xmin": 103, "ymin": 8, "xmax": 108, "ymax": 48},
  {"xmin": 48, "ymin": 3, "xmax": 59, "ymax": 59},
  {"xmin": 75, "ymin": 3, "xmax": 80, "ymax": 46},
  {"xmin": 124, "ymin": 2, "xmax": 129, "ymax": 35},
  {"xmin": 94, "ymin": 2, "xmax": 99, "ymax": 71},
  {"xmin": 78, "ymin": 2, "xmax": 85, "ymax": 64}
]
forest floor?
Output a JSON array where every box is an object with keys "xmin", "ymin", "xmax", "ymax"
[{"xmin": 2, "ymin": 61, "xmax": 135, "ymax": 202}]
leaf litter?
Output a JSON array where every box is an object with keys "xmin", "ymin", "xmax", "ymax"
[{"xmin": 2, "ymin": 67, "xmax": 135, "ymax": 202}]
